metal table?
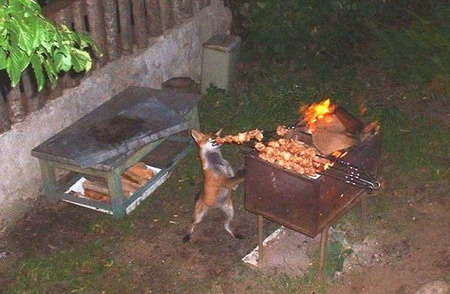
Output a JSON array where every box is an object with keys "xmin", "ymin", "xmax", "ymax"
[{"xmin": 32, "ymin": 87, "xmax": 200, "ymax": 218}]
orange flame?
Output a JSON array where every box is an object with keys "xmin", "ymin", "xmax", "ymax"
[
  {"xmin": 331, "ymin": 150, "xmax": 348, "ymax": 158},
  {"xmin": 300, "ymin": 98, "xmax": 336, "ymax": 132},
  {"xmin": 323, "ymin": 161, "xmax": 334, "ymax": 170}
]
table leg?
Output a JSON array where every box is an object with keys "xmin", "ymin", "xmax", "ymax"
[
  {"xmin": 39, "ymin": 159, "xmax": 60, "ymax": 199},
  {"xmin": 318, "ymin": 225, "xmax": 330, "ymax": 282},
  {"xmin": 107, "ymin": 170, "xmax": 127, "ymax": 219},
  {"xmin": 258, "ymin": 215, "xmax": 264, "ymax": 262}
]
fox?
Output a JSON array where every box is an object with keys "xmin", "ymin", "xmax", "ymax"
[{"xmin": 182, "ymin": 129, "xmax": 245, "ymax": 243}]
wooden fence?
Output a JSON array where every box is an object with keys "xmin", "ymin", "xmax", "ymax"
[{"xmin": 0, "ymin": 0, "xmax": 211, "ymax": 134}]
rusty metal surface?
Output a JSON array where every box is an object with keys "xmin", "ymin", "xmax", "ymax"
[
  {"xmin": 32, "ymin": 87, "xmax": 200, "ymax": 169},
  {"xmin": 245, "ymin": 132, "xmax": 381, "ymax": 237}
]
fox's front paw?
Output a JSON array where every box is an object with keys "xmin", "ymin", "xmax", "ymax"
[
  {"xmin": 234, "ymin": 233, "xmax": 244, "ymax": 240},
  {"xmin": 182, "ymin": 234, "xmax": 191, "ymax": 243}
]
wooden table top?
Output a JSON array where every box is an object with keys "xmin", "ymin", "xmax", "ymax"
[{"xmin": 32, "ymin": 87, "xmax": 200, "ymax": 170}]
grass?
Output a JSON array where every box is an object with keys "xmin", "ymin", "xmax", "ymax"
[{"xmin": 5, "ymin": 241, "xmax": 134, "ymax": 294}]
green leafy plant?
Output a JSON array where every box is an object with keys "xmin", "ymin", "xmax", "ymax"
[
  {"xmin": 326, "ymin": 241, "xmax": 353, "ymax": 277},
  {"xmin": 0, "ymin": 0, "xmax": 101, "ymax": 91}
]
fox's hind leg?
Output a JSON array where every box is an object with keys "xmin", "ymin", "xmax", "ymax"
[
  {"xmin": 221, "ymin": 198, "xmax": 243, "ymax": 239},
  {"xmin": 182, "ymin": 199, "xmax": 210, "ymax": 243}
]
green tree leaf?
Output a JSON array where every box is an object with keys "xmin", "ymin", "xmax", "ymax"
[
  {"xmin": 43, "ymin": 58, "xmax": 57, "ymax": 88},
  {"xmin": 1, "ymin": 0, "xmax": 100, "ymax": 90},
  {"xmin": 53, "ymin": 48, "xmax": 72, "ymax": 72},
  {"xmin": 30, "ymin": 54, "xmax": 45, "ymax": 91},
  {"xmin": 7, "ymin": 49, "xmax": 30, "ymax": 87},
  {"xmin": 16, "ymin": 19, "xmax": 35, "ymax": 55},
  {"xmin": 0, "ymin": 48, "xmax": 6, "ymax": 70},
  {"xmin": 71, "ymin": 49, "xmax": 92, "ymax": 72}
]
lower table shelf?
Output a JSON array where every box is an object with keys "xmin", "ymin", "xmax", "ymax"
[
  {"xmin": 63, "ymin": 166, "xmax": 171, "ymax": 215},
  {"xmin": 41, "ymin": 134, "xmax": 194, "ymax": 217}
]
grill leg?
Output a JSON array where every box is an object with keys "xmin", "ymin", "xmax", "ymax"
[
  {"xmin": 258, "ymin": 215, "xmax": 264, "ymax": 262},
  {"xmin": 361, "ymin": 192, "xmax": 368, "ymax": 239},
  {"xmin": 318, "ymin": 226, "xmax": 330, "ymax": 282}
]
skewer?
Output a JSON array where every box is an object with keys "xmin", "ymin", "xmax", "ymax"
[
  {"xmin": 317, "ymin": 154, "xmax": 375, "ymax": 179},
  {"xmin": 317, "ymin": 169, "xmax": 380, "ymax": 190},
  {"xmin": 321, "ymin": 162, "xmax": 377, "ymax": 183},
  {"xmin": 314, "ymin": 155, "xmax": 380, "ymax": 190}
]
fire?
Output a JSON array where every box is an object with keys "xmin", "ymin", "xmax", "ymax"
[
  {"xmin": 300, "ymin": 98, "xmax": 336, "ymax": 132},
  {"xmin": 331, "ymin": 150, "xmax": 348, "ymax": 158},
  {"xmin": 323, "ymin": 161, "xmax": 334, "ymax": 170}
]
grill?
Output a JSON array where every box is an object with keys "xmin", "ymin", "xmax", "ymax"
[
  {"xmin": 244, "ymin": 117, "xmax": 382, "ymax": 280},
  {"xmin": 245, "ymin": 130, "xmax": 381, "ymax": 237}
]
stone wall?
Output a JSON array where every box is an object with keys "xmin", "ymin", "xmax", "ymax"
[{"xmin": 0, "ymin": 0, "xmax": 231, "ymax": 232}]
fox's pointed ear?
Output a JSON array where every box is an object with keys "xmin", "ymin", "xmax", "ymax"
[
  {"xmin": 214, "ymin": 129, "xmax": 223, "ymax": 137},
  {"xmin": 190, "ymin": 129, "xmax": 202, "ymax": 142}
]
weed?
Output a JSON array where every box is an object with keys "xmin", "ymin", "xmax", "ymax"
[{"xmin": 5, "ymin": 243, "xmax": 133, "ymax": 294}]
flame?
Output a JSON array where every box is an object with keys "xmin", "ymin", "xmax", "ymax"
[
  {"xmin": 322, "ymin": 150, "xmax": 348, "ymax": 171},
  {"xmin": 331, "ymin": 150, "xmax": 348, "ymax": 158},
  {"xmin": 300, "ymin": 98, "xmax": 336, "ymax": 132},
  {"xmin": 323, "ymin": 161, "xmax": 333, "ymax": 170}
]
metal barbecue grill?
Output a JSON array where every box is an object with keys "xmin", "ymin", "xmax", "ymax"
[{"xmin": 244, "ymin": 119, "xmax": 382, "ymax": 280}]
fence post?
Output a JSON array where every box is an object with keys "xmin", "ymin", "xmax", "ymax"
[
  {"xmin": 72, "ymin": 1, "xmax": 87, "ymax": 33},
  {"xmin": 21, "ymin": 69, "xmax": 43, "ymax": 113},
  {"xmin": 104, "ymin": 0, "xmax": 122, "ymax": 60},
  {"xmin": 160, "ymin": 0, "xmax": 174, "ymax": 31},
  {"xmin": 172, "ymin": 0, "xmax": 183, "ymax": 25},
  {"xmin": 172, "ymin": 0, "xmax": 193, "ymax": 25},
  {"xmin": 86, "ymin": 0, "xmax": 108, "ymax": 68},
  {"xmin": 145, "ymin": 0, "xmax": 162, "ymax": 37},
  {"xmin": 0, "ymin": 97, "xmax": 11, "ymax": 133},
  {"xmin": 182, "ymin": 0, "xmax": 194, "ymax": 20},
  {"xmin": 6, "ymin": 87, "xmax": 26, "ymax": 124},
  {"xmin": 132, "ymin": 0, "xmax": 149, "ymax": 48},
  {"xmin": 118, "ymin": 0, "xmax": 133, "ymax": 54},
  {"xmin": 192, "ymin": 0, "xmax": 201, "ymax": 13},
  {"xmin": 201, "ymin": 0, "xmax": 210, "ymax": 10},
  {"xmin": 53, "ymin": 7, "xmax": 82, "ymax": 90}
]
